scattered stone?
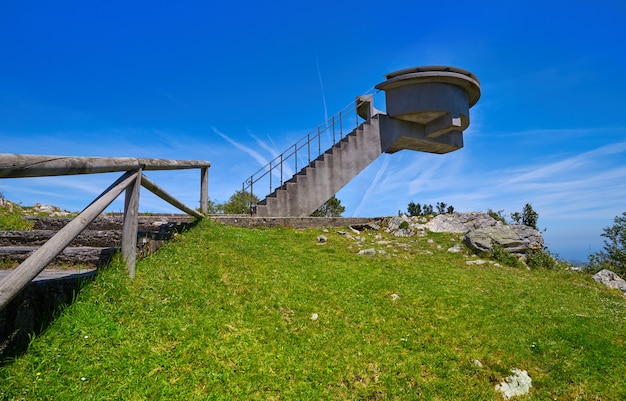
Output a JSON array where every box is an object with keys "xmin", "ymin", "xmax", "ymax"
[
  {"xmin": 447, "ymin": 244, "xmax": 463, "ymax": 253},
  {"xmin": 311, "ymin": 313, "xmax": 319, "ymax": 321},
  {"xmin": 466, "ymin": 259, "xmax": 487, "ymax": 266},
  {"xmin": 494, "ymin": 369, "xmax": 532, "ymax": 399},
  {"xmin": 358, "ymin": 248, "xmax": 376, "ymax": 257},
  {"xmin": 472, "ymin": 359, "xmax": 483, "ymax": 368},
  {"xmin": 349, "ymin": 226, "xmax": 361, "ymax": 235},
  {"xmin": 393, "ymin": 228, "xmax": 414, "ymax": 237},
  {"xmin": 316, "ymin": 235, "xmax": 327, "ymax": 243},
  {"xmin": 390, "ymin": 293, "xmax": 400, "ymax": 301},
  {"xmin": 592, "ymin": 269, "xmax": 626, "ymax": 293}
]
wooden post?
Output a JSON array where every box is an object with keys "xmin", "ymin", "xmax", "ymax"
[
  {"xmin": 200, "ymin": 167, "xmax": 209, "ymax": 215},
  {"xmin": 122, "ymin": 169, "xmax": 141, "ymax": 278},
  {"xmin": 0, "ymin": 171, "xmax": 139, "ymax": 311}
]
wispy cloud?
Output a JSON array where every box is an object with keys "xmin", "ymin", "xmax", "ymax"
[{"xmin": 212, "ymin": 127, "xmax": 269, "ymax": 168}]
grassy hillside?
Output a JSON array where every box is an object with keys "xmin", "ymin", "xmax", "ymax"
[{"xmin": 1, "ymin": 220, "xmax": 625, "ymax": 400}]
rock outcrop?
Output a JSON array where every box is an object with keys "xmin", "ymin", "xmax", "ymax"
[
  {"xmin": 347, "ymin": 213, "xmax": 544, "ymax": 256},
  {"xmin": 592, "ymin": 269, "xmax": 626, "ymax": 294},
  {"xmin": 425, "ymin": 212, "xmax": 500, "ymax": 233},
  {"xmin": 463, "ymin": 224, "xmax": 544, "ymax": 254}
]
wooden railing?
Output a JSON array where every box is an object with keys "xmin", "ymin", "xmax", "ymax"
[{"xmin": 0, "ymin": 154, "xmax": 211, "ymax": 310}]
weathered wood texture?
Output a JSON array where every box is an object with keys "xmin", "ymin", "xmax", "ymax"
[
  {"xmin": 200, "ymin": 167, "xmax": 209, "ymax": 214},
  {"xmin": 122, "ymin": 170, "xmax": 141, "ymax": 278},
  {"xmin": 0, "ymin": 154, "xmax": 211, "ymax": 178},
  {"xmin": 0, "ymin": 171, "xmax": 139, "ymax": 310}
]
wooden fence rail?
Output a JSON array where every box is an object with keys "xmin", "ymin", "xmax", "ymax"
[{"xmin": 0, "ymin": 153, "xmax": 211, "ymax": 311}]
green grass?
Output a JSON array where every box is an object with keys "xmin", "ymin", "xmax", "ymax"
[
  {"xmin": 0, "ymin": 202, "xmax": 33, "ymax": 231},
  {"xmin": 1, "ymin": 220, "xmax": 625, "ymax": 400}
]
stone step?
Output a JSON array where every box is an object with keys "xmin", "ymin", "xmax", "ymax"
[
  {"xmin": 0, "ymin": 230, "xmax": 122, "ymax": 247},
  {"xmin": 0, "ymin": 246, "xmax": 117, "ymax": 267},
  {"xmin": 28, "ymin": 214, "xmax": 195, "ymax": 231}
]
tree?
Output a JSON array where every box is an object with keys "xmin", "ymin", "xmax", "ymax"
[
  {"xmin": 422, "ymin": 204, "xmax": 434, "ymax": 216},
  {"xmin": 510, "ymin": 204, "xmax": 539, "ymax": 229},
  {"xmin": 407, "ymin": 202, "xmax": 421, "ymax": 217},
  {"xmin": 310, "ymin": 196, "xmax": 345, "ymax": 217},
  {"xmin": 522, "ymin": 203, "xmax": 539, "ymax": 230},
  {"xmin": 589, "ymin": 212, "xmax": 626, "ymax": 276},
  {"xmin": 221, "ymin": 190, "xmax": 259, "ymax": 214},
  {"xmin": 203, "ymin": 199, "xmax": 222, "ymax": 214},
  {"xmin": 436, "ymin": 202, "xmax": 447, "ymax": 214}
]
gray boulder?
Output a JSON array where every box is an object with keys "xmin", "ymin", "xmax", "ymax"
[
  {"xmin": 592, "ymin": 269, "xmax": 626, "ymax": 293},
  {"xmin": 425, "ymin": 212, "xmax": 500, "ymax": 233},
  {"xmin": 463, "ymin": 224, "xmax": 543, "ymax": 254}
]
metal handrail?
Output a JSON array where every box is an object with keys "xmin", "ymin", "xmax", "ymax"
[{"xmin": 241, "ymin": 87, "xmax": 380, "ymax": 213}]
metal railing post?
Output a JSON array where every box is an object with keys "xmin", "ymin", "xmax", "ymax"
[
  {"xmin": 249, "ymin": 178, "xmax": 253, "ymax": 214},
  {"xmin": 339, "ymin": 111, "xmax": 343, "ymax": 138},
  {"xmin": 241, "ymin": 182, "xmax": 245, "ymax": 214},
  {"xmin": 332, "ymin": 115, "xmax": 336, "ymax": 145},
  {"xmin": 318, "ymin": 127, "xmax": 321, "ymax": 156}
]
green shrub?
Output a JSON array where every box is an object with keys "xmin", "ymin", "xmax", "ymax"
[
  {"xmin": 588, "ymin": 212, "xmax": 626, "ymax": 276},
  {"xmin": 488, "ymin": 243, "xmax": 523, "ymax": 268},
  {"xmin": 526, "ymin": 248, "xmax": 557, "ymax": 270}
]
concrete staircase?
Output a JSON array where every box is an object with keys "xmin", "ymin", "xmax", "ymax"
[
  {"xmin": 246, "ymin": 65, "xmax": 481, "ymax": 218},
  {"xmin": 255, "ymin": 117, "xmax": 383, "ymax": 217}
]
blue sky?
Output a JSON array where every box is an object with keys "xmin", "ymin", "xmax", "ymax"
[{"xmin": 2, "ymin": 0, "xmax": 625, "ymax": 261}]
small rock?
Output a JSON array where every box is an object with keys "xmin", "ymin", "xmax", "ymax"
[
  {"xmin": 390, "ymin": 293, "xmax": 400, "ymax": 301},
  {"xmin": 317, "ymin": 235, "xmax": 327, "ymax": 243},
  {"xmin": 358, "ymin": 248, "xmax": 376, "ymax": 257},
  {"xmin": 447, "ymin": 244, "xmax": 463, "ymax": 253},
  {"xmin": 473, "ymin": 359, "xmax": 483, "ymax": 368},
  {"xmin": 592, "ymin": 269, "xmax": 626, "ymax": 292},
  {"xmin": 311, "ymin": 313, "xmax": 319, "ymax": 321},
  {"xmin": 466, "ymin": 259, "xmax": 487, "ymax": 266},
  {"xmin": 495, "ymin": 369, "xmax": 532, "ymax": 399}
]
